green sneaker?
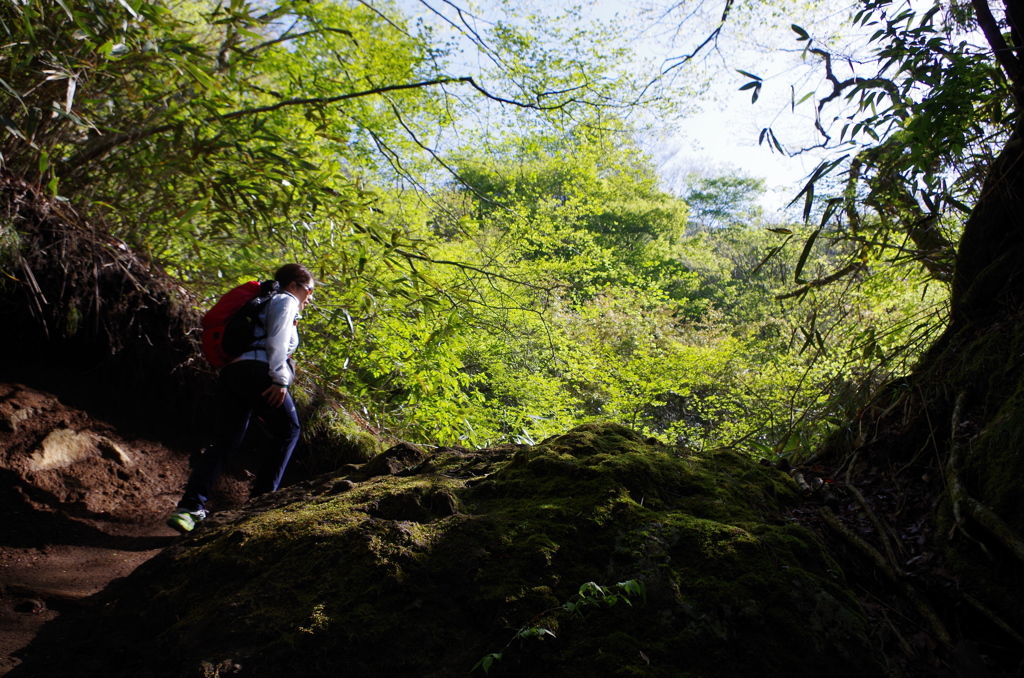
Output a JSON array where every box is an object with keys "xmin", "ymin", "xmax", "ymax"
[{"xmin": 166, "ymin": 508, "xmax": 207, "ymax": 534}]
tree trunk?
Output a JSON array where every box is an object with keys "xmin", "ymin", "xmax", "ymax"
[{"xmin": 949, "ymin": 136, "xmax": 1024, "ymax": 332}]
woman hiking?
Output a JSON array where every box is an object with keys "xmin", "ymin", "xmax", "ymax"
[{"xmin": 167, "ymin": 263, "xmax": 314, "ymax": 534}]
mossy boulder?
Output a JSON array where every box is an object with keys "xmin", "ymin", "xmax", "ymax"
[{"xmin": 36, "ymin": 423, "xmax": 885, "ymax": 677}]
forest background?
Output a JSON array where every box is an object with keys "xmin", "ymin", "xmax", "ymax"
[{"xmin": 0, "ymin": 0, "xmax": 962, "ymax": 463}]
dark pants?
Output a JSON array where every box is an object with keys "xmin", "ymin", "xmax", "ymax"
[{"xmin": 178, "ymin": 360, "xmax": 300, "ymax": 512}]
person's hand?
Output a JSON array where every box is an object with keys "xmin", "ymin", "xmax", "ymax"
[{"xmin": 263, "ymin": 384, "xmax": 287, "ymax": 407}]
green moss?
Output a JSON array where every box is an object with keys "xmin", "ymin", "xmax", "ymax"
[
  {"xmin": 56, "ymin": 422, "xmax": 884, "ymax": 678},
  {"xmin": 295, "ymin": 397, "xmax": 383, "ymax": 472}
]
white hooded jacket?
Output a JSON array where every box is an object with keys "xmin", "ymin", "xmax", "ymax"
[{"xmin": 234, "ymin": 291, "xmax": 301, "ymax": 387}]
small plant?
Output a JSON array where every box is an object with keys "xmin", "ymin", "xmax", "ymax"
[
  {"xmin": 512, "ymin": 428, "xmax": 537, "ymax": 445},
  {"xmin": 471, "ymin": 579, "xmax": 646, "ymax": 674},
  {"xmin": 297, "ymin": 603, "xmax": 330, "ymax": 635},
  {"xmin": 564, "ymin": 580, "xmax": 647, "ymax": 614}
]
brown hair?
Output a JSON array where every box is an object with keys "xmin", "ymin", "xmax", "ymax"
[{"xmin": 274, "ymin": 263, "xmax": 313, "ymax": 288}]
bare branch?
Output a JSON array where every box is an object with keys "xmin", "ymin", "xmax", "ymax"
[
  {"xmin": 242, "ymin": 26, "xmax": 355, "ymax": 57},
  {"xmin": 351, "ymin": 0, "xmax": 413, "ymax": 37},
  {"xmin": 661, "ymin": 0, "xmax": 734, "ymax": 75},
  {"xmin": 217, "ymin": 78, "xmax": 475, "ymax": 120},
  {"xmin": 395, "ymin": 248, "xmax": 550, "ymax": 290},
  {"xmin": 381, "ymin": 97, "xmax": 506, "ymax": 210}
]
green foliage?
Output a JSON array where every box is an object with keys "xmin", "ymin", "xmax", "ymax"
[
  {"xmin": 0, "ymin": 0, "xmax": 947, "ymax": 469},
  {"xmin": 682, "ymin": 172, "xmax": 766, "ymax": 232},
  {"xmin": 0, "ymin": 0, "xmax": 647, "ymax": 281},
  {"xmin": 1, "ymin": 0, "xmax": 437, "ymax": 284},
  {"xmin": 473, "ymin": 652, "xmax": 503, "ymax": 676},
  {"xmin": 566, "ymin": 579, "xmax": 647, "ymax": 612},
  {"xmin": 473, "ymin": 579, "xmax": 647, "ymax": 675},
  {"xmin": 288, "ymin": 123, "xmax": 944, "ymax": 456},
  {"xmin": 455, "ymin": 130, "xmax": 689, "ymax": 258},
  {"xmin": 750, "ymin": 1, "xmax": 1008, "ymax": 288}
]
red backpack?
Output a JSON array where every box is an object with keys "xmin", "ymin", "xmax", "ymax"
[{"xmin": 201, "ymin": 281, "xmax": 265, "ymax": 368}]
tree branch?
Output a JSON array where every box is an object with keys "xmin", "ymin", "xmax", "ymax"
[
  {"xmin": 810, "ymin": 48, "xmax": 901, "ymax": 146},
  {"xmin": 973, "ymin": 0, "xmax": 1022, "ymax": 94},
  {"xmin": 380, "ymin": 96, "xmax": 506, "ymax": 210},
  {"xmin": 216, "ymin": 78, "xmax": 476, "ymax": 120},
  {"xmin": 63, "ymin": 74, "xmax": 578, "ymax": 173},
  {"xmin": 775, "ymin": 261, "xmax": 865, "ymax": 300},
  {"xmin": 660, "ymin": 0, "xmax": 734, "ymax": 76},
  {"xmin": 395, "ymin": 249, "xmax": 550, "ymax": 290},
  {"xmin": 242, "ymin": 26, "xmax": 355, "ymax": 58}
]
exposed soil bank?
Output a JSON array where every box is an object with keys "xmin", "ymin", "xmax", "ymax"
[{"xmin": 0, "ymin": 383, "xmax": 250, "ymax": 676}]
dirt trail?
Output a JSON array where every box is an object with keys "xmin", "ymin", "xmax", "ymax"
[
  {"xmin": 0, "ymin": 518, "xmax": 179, "ymax": 675},
  {"xmin": 0, "ymin": 383, "xmax": 248, "ymax": 675}
]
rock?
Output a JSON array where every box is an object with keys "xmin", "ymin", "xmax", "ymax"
[
  {"xmin": 0, "ymin": 401, "xmax": 31, "ymax": 432},
  {"xmin": 28, "ymin": 429, "xmax": 131, "ymax": 471},
  {"xmin": 356, "ymin": 441, "xmax": 428, "ymax": 478},
  {"xmin": 25, "ymin": 423, "xmax": 886, "ymax": 678}
]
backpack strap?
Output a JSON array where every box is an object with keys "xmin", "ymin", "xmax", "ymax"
[{"xmin": 222, "ymin": 281, "xmax": 279, "ymax": 358}]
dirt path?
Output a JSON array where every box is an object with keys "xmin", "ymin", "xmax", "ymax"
[
  {"xmin": 0, "ymin": 517, "xmax": 180, "ymax": 675},
  {"xmin": 0, "ymin": 383, "xmax": 251, "ymax": 675}
]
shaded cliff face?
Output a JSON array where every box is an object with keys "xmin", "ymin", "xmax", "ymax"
[
  {"xmin": 841, "ymin": 312, "xmax": 1024, "ymax": 647},
  {"xmin": 0, "ymin": 169, "xmax": 210, "ymax": 440},
  {"xmin": 20, "ymin": 422, "xmax": 883, "ymax": 678}
]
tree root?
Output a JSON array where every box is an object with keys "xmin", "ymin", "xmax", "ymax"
[
  {"xmin": 845, "ymin": 450, "xmax": 902, "ymax": 571},
  {"xmin": 947, "ymin": 393, "xmax": 1024, "ymax": 566},
  {"xmin": 819, "ymin": 506, "xmax": 952, "ymax": 645},
  {"xmin": 959, "ymin": 591, "xmax": 1024, "ymax": 648}
]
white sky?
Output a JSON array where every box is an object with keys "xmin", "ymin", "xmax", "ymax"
[
  {"xmin": 406, "ymin": 0, "xmax": 866, "ymax": 214},
  {"xmin": 611, "ymin": 0, "xmax": 856, "ymax": 213},
  {"xmin": 652, "ymin": 87, "xmax": 823, "ymax": 213}
]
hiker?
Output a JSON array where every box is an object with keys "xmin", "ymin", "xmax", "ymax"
[{"xmin": 167, "ymin": 263, "xmax": 314, "ymax": 534}]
